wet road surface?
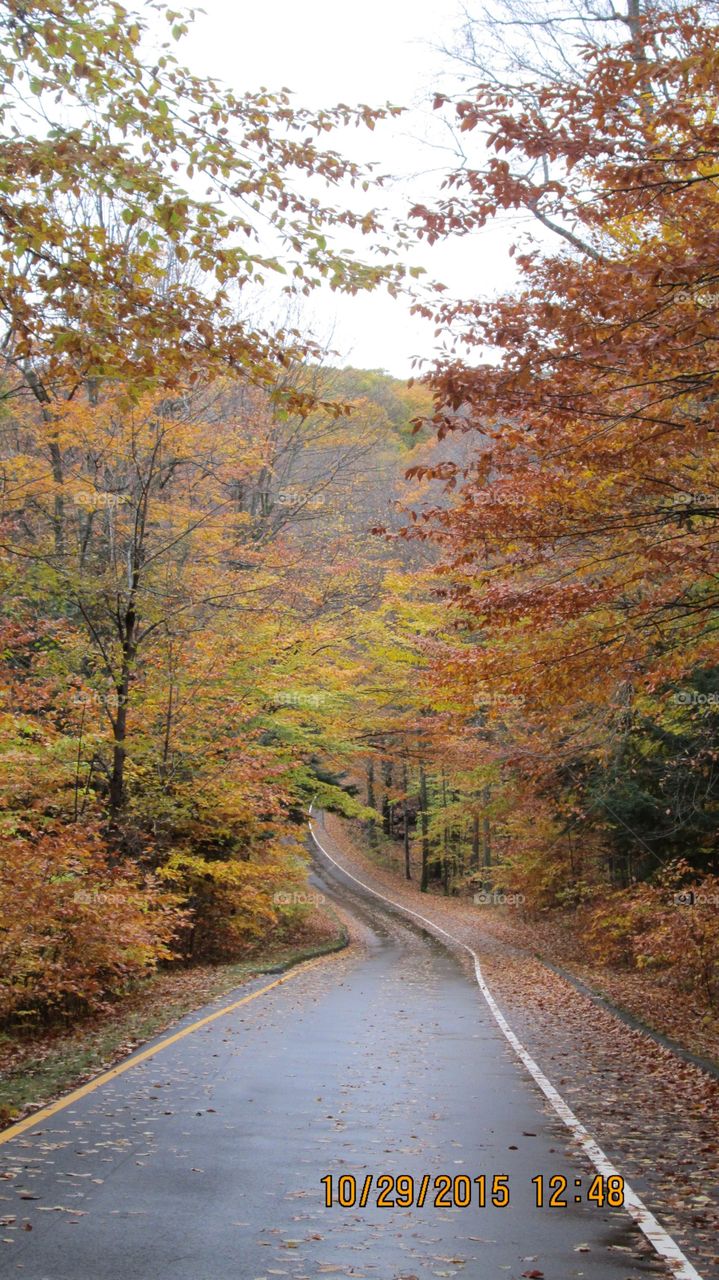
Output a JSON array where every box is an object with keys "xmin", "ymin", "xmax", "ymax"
[{"xmin": 0, "ymin": 829, "xmax": 671, "ymax": 1279}]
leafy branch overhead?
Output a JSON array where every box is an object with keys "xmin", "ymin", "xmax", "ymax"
[{"xmin": 0, "ymin": 0, "xmax": 408, "ymax": 401}]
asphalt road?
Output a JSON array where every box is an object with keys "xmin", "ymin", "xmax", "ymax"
[{"xmin": 0, "ymin": 835, "xmax": 672, "ymax": 1280}]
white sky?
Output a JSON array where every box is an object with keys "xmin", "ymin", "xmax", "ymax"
[{"xmin": 183, "ymin": 0, "xmax": 518, "ymax": 377}]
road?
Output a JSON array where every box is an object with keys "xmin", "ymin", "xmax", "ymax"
[{"xmin": 0, "ymin": 825, "xmax": 676, "ymax": 1279}]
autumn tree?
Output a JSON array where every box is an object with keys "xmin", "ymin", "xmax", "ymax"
[
  {"xmin": 407, "ymin": 2, "xmax": 719, "ymax": 896},
  {"xmin": 0, "ymin": 0, "xmax": 405, "ymax": 402},
  {"xmin": 0, "ymin": 1, "xmax": 418, "ymax": 1019}
]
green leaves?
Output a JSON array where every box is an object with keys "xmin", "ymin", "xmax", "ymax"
[{"xmin": 0, "ymin": 0, "xmax": 404, "ymax": 400}]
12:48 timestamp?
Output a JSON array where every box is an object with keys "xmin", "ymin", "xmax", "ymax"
[
  {"xmin": 533, "ymin": 1174, "xmax": 625, "ymax": 1208},
  {"xmin": 321, "ymin": 1172, "xmax": 625, "ymax": 1209}
]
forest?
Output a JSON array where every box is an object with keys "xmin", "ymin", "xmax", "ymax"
[{"xmin": 1, "ymin": 0, "xmax": 718, "ymax": 1066}]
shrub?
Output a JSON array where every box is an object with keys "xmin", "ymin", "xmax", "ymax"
[
  {"xmin": 582, "ymin": 862, "xmax": 719, "ymax": 1008},
  {"xmin": 158, "ymin": 850, "xmax": 294, "ymax": 961},
  {"xmin": 0, "ymin": 827, "xmax": 183, "ymax": 1024}
]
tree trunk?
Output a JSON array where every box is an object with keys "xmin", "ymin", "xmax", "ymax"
[
  {"xmin": 472, "ymin": 810, "xmax": 480, "ymax": 872},
  {"xmin": 402, "ymin": 761, "xmax": 411, "ymax": 880},
  {"xmin": 626, "ymin": 0, "xmax": 647, "ymax": 66},
  {"xmin": 366, "ymin": 758, "xmax": 377, "ymax": 847},
  {"xmin": 441, "ymin": 769, "xmax": 450, "ymax": 895},
  {"xmin": 21, "ymin": 363, "xmax": 65, "ymax": 556},
  {"xmin": 381, "ymin": 758, "xmax": 393, "ymax": 837},
  {"xmin": 482, "ymin": 784, "xmax": 492, "ymax": 892},
  {"xmin": 419, "ymin": 762, "xmax": 430, "ymax": 892},
  {"xmin": 109, "ymin": 604, "xmax": 137, "ymax": 820}
]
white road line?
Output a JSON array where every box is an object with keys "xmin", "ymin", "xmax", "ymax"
[{"xmin": 308, "ymin": 807, "xmax": 703, "ymax": 1280}]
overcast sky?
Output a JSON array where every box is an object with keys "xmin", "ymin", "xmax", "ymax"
[{"xmin": 182, "ymin": 0, "xmax": 517, "ymax": 376}]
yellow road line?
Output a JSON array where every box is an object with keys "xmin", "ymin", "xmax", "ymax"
[{"xmin": 0, "ymin": 958, "xmax": 323, "ymax": 1148}]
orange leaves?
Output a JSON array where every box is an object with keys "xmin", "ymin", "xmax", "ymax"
[
  {"xmin": 583, "ymin": 864, "xmax": 719, "ymax": 1007},
  {"xmin": 391, "ymin": 6, "xmax": 719, "ymax": 922},
  {"xmin": 413, "ymin": 4, "xmax": 719, "ymax": 707},
  {"xmin": 0, "ymin": 827, "xmax": 184, "ymax": 1023}
]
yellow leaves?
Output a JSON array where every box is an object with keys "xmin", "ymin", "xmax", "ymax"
[{"xmin": 158, "ymin": 851, "xmax": 291, "ymax": 958}]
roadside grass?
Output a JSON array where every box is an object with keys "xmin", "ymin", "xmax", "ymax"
[{"xmin": 0, "ymin": 907, "xmax": 348, "ymax": 1129}]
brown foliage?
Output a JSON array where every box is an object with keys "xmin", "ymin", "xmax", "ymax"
[{"xmin": 583, "ymin": 864, "xmax": 719, "ymax": 1008}]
